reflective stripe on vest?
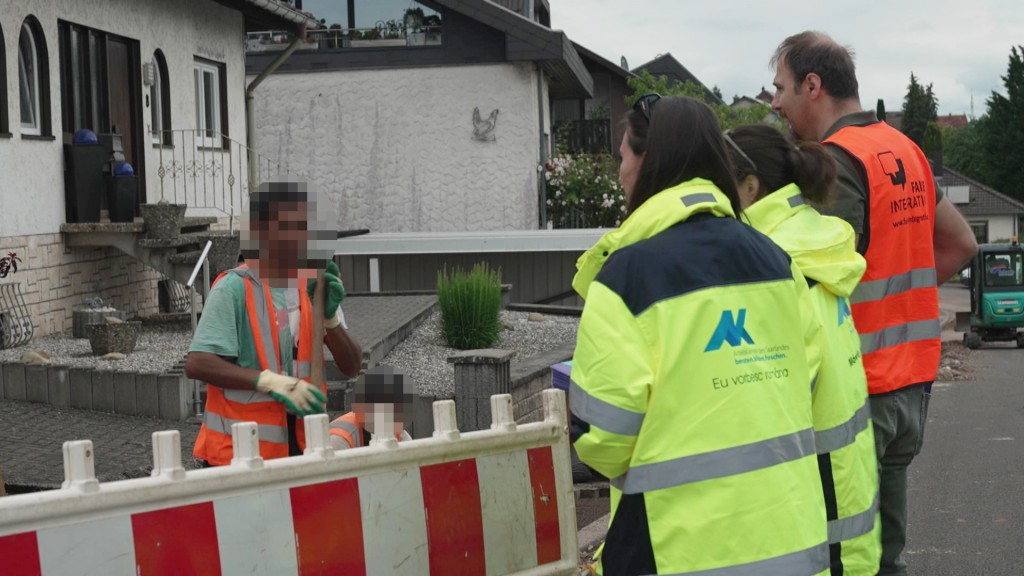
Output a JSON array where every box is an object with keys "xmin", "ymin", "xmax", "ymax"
[
  {"xmin": 859, "ymin": 318, "xmax": 941, "ymax": 355},
  {"xmin": 850, "ymin": 267, "xmax": 937, "ymax": 305},
  {"xmin": 222, "ymin": 388, "xmax": 276, "ymax": 404},
  {"xmin": 329, "ymin": 417, "xmax": 363, "ymax": 448},
  {"xmin": 610, "ymin": 427, "xmax": 816, "ymax": 494},
  {"xmin": 569, "ymin": 381, "xmax": 644, "ymax": 437},
  {"xmin": 203, "ymin": 410, "xmax": 290, "ymax": 445},
  {"xmin": 826, "ymin": 122, "xmax": 940, "ymax": 393},
  {"xmin": 815, "ymin": 400, "xmax": 871, "ymax": 455},
  {"xmin": 664, "ymin": 541, "xmax": 830, "ymax": 576},
  {"xmin": 829, "ymin": 491, "xmax": 880, "ymax": 544},
  {"xmin": 681, "ymin": 192, "xmax": 718, "ymax": 207}
]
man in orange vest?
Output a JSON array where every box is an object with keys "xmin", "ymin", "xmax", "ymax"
[
  {"xmin": 329, "ymin": 365, "xmax": 413, "ymax": 450},
  {"xmin": 770, "ymin": 32, "xmax": 978, "ymax": 575},
  {"xmin": 186, "ymin": 181, "xmax": 363, "ymax": 466}
]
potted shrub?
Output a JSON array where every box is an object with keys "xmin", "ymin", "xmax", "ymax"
[
  {"xmin": 72, "ymin": 298, "xmax": 127, "ymax": 339},
  {"xmin": 140, "ymin": 199, "xmax": 186, "ymax": 240}
]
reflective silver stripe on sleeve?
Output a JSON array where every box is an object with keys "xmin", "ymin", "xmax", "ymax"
[
  {"xmin": 663, "ymin": 541, "xmax": 829, "ymax": 576},
  {"xmin": 330, "ymin": 419, "xmax": 363, "ymax": 448},
  {"xmin": 680, "ymin": 192, "xmax": 718, "ymax": 207},
  {"xmin": 815, "ymin": 400, "xmax": 872, "ymax": 454},
  {"xmin": 569, "ymin": 381, "xmax": 644, "ymax": 437},
  {"xmin": 788, "ymin": 193, "xmax": 804, "ymax": 208},
  {"xmin": 241, "ymin": 269, "xmax": 282, "ymax": 374},
  {"xmin": 222, "ymin": 388, "xmax": 277, "ymax": 404},
  {"xmin": 850, "ymin": 268, "xmax": 937, "ymax": 305},
  {"xmin": 829, "ymin": 492, "xmax": 880, "ymax": 544},
  {"xmin": 203, "ymin": 410, "xmax": 289, "ymax": 445},
  {"xmin": 859, "ymin": 318, "xmax": 941, "ymax": 355},
  {"xmin": 611, "ymin": 427, "xmax": 816, "ymax": 494}
]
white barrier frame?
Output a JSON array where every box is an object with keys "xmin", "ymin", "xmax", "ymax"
[{"xmin": 0, "ymin": 390, "xmax": 577, "ymax": 575}]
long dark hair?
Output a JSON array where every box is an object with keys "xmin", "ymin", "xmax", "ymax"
[
  {"xmin": 624, "ymin": 96, "xmax": 741, "ymax": 216},
  {"xmin": 726, "ymin": 124, "xmax": 836, "ymax": 206}
]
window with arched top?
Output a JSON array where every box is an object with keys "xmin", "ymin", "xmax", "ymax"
[
  {"xmin": 19, "ymin": 16, "xmax": 51, "ymax": 137},
  {"xmin": 151, "ymin": 50, "xmax": 171, "ymax": 145}
]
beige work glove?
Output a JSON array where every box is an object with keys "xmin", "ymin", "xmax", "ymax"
[{"xmin": 254, "ymin": 370, "xmax": 326, "ymax": 416}]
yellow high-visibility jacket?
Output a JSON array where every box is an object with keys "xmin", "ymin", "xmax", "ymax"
[
  {"xmin": 744, "ymin": 184, "xmax": 880, "ymax": 575},
  {"xmin": 571, "ymin": 179, "xmax": 828, "ymax": 575}
]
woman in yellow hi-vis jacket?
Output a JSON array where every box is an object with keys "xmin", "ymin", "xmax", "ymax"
[
  {"xmin": 570, "ymin": 94, "xmax": 829, "ymax": 575},
  {"xmin": 728, "ymin": 124, "xmax": 880, "ymax": 575}
]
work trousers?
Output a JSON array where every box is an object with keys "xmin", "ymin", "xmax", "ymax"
[{"xmin": 869, "ymin": 382, "xmax": 930, "ymax": 576}]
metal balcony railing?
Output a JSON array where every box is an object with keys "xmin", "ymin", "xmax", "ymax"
[{"xmin": 152, "ymin": 129, "xmax": 318, "ymax": 231}]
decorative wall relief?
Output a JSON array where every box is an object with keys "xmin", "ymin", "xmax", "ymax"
[{"xmin": 472, "ymin": 107, "xmax": 499, "ymax": 142}]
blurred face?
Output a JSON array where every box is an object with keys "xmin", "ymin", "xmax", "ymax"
[
  {"xmin": 618, "ymin": 130, "xmax": 644, "ymax": 203},
  {"xmin": 249, "ymin": 201, "xmax": 311, "ymax": 287},
  {"xmin": 772, "ymin": 57, "xmax": 812, "ymax": 141}
]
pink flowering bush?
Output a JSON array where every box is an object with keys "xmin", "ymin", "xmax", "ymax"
[{"xmin": 543, "ymin": 153, "xmax": 625, "ymax": 228}]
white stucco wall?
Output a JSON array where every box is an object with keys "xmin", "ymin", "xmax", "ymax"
[
  {"xmin": 973, "ymin": 214, "xmax": 1019, "ymax": 242},
  {"xmin": 0, "ymin": 0, "xmax": 247, "ymax": 237},
  {"xmin": 250, "ymin": 62, "xmax": 546, "ymax": 232}
]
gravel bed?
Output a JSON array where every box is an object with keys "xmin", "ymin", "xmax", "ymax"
[
  {"xmin": 382, "ymin": 310, "xmax": 579, "ymax": 399},
  {"xmin": 0, "ymin": 323, "xmax": 192, "ymax": 373}
]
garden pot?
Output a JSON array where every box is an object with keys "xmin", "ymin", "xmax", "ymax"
[
  {"xmin": 73, "ymin": 307, "xmax": 127, "ymax": 339},
  {"xmin": 86, "ymin": 321, "xmax": 142, "ymax": 356},
  {"xmin": 206, "ymin": 232, "xmax": 242, "ymax": 276},
  {"xmin": 140, "ymin": 202, "xmax": 186, "ymax": 240}
]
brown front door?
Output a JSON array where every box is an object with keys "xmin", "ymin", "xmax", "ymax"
[{"xmin": 106, "ymin": 36, "xmax": 145, "ymax": 205}]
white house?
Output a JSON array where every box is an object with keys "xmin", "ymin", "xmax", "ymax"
[
  {"xmin": 247, "ymin": 0, "xmax": 593, "ymax": 234},
  {"xmin": 0, "ymin": 0, "xmax": 318, "ymax": 340}
]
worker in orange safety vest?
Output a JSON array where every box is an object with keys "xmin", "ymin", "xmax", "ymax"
[
  {"xmin": 329, "ymin": 365, "xmax": 414, "ymax": 450},
  {"xmin": 187, "ymin": 181, "xmax": 363, "ymax": 466}
]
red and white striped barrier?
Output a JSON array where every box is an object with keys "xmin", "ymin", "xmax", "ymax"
[{"xmin": 0, "ymin": 390, "xmax": 577, "ymax": 575}]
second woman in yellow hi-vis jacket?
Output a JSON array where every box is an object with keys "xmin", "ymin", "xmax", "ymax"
[
  {"xmin": 727, "ymin": 124, "xmax": 880, "ymax": 575},
  {"xmin": 570, "ymin": 94, "xmax": 829, "ymax": 575}
]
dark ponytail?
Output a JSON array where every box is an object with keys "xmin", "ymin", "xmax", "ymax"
[{"xmin": 726, "ymin": 124, "xmax": 836, "ymax": 206}]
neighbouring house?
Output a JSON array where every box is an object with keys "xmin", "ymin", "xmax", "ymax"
[
  {"xmin": 246, "ymin": 0, "xmax": 593, "ymax": 234},
  {"xmin": 0, "ymin": 0, "xmax": 318, "ymax": 341},
  {"xmin": 936, "ymin": 113, "xmax": 969, "ymax": 129},
  {"xmin": 631, "ymin": 52, "xmax": 723, "ymax": 105},
  {"xmin": 940, "ymin": 167, "xmax": 1024, "ymax": 244},
  {"xmin": 551, "ymin": 42, "xmax": 635, "ymax": 154}
]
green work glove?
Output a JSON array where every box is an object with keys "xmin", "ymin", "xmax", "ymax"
[
  {"xmin": 254, "ymin": 370, "xmax": 326, "ymax": 416},
  {"xmin": 306, "ymin": 261, "xmax": 345, "ymax": 325}
]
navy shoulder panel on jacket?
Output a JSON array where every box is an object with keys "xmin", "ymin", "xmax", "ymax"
[{"xmin": 596, "ymin": 214, "xmax": 794, "ymax": 316}]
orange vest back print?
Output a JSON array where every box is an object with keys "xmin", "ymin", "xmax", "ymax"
[
  {"xmin": 826, "ymin": 122, "xmax": 941, "ymax": 394},
  {"xmin": 193, "ymin": 265, "xmax": 326, "ymax": 465}
]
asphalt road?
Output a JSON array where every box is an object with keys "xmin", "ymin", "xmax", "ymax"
[{"xmin": 905, "ymin": 287, "xmax": 1024, "ymax": 574}]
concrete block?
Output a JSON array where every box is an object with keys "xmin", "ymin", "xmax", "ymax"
[
  {"xmin": 47, "ymin": 365, "xmax": 71, "ymax": 409},
  {"xmin": 412, "ymin": 393, "xmax": 437, "ymax": 439},
  {"xmin": 25, "ymin": 365, "xmax": 49, "ymax": 403},
  {"xmin": 113, "ymin": 372, "xmax": 137, "ymax": 415},
  {"xmin": 92, "ymin": 370, "xmax": 115, "ymax": 413},
  {"xmin": 3, "ymin": 363, "xmax": 27, "ymax": 400},
  {"xmin": 135, "ymin": 373, "xmax": 160, "ymax": 418},
  {"xmin": 450, "ymin": 349, "xmax": 512, "ymax": 432},
  {"xmin": 69, "ymin": 367, "xmax": 93, "ymax": 410},
  {"xmin": 158, "ymin": 374, "xmax": 189, "ymax": 421}
]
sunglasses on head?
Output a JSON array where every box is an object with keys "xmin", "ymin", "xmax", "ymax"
[
  {"xmin": 723, "ymin": 130, "xmax": 759, "ymax": 173},
  {"xmin": 633, "ymin": 92, "xmax": 662, "ymax": 123}
]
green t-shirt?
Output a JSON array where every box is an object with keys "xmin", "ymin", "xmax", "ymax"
[{"xmin": 189, "ymin": 273, "xmax": 295, "ymax": 377}]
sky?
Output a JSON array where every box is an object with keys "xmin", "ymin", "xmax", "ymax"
[{"xmin": 548, "ymin": 0, "xmax": 1024, "ymax": 117}]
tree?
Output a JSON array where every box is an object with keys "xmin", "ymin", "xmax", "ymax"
[
  {"xmin": 901, "ymin": 72, "xmax": 938, "ymax": 146},
  {"xmin": 978, "ymin": 46, "xmax": 1024, "ymax": 202},
  {"xmin": 712, "ymin": 85, "xmax": 723, "ymax": 101},
  {"xmin": 876, "ymin": 98, "xmax": 887, "ymax": 122},
  {"xmin": 921, "ymin": 121, "xmax": 943, "ymax": 166},
  {"xmin": 943, "ymin": 122, "xmax": 987, "ymax": 182},
  {"xmin": 626, "ymin": 70, "xmax": 780, "ymax": 131}
]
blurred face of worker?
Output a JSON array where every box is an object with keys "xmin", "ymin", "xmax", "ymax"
[
  {"xmin": 249, "ymin": 201, "xmax": 313, "ymax": 287},
  {"xmin": 619, "ymin": 129, "xmax": 644, "ymax": 204},
  {"xmin": 772, "ymin": 57, "xmax": 813, "ymax": 141},
  {"xmin": 353, "ymin": 368, "xmax": 412, "ymax": 438}
]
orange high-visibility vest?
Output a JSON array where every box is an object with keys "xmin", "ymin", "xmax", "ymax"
[
  {"xmin": 328, "ymin": 412, "xmax": 367, "ymax": 449},
  {"xmin": 193, "ymin": 265, "xmax": 326, "ymax": 465},
  {"xmin": 826, "ymin": 122, "xmax": 941, "ymax": 394}
]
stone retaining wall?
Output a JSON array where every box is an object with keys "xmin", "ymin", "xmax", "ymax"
[
  {"xmin": 0, "ymin": 361, "xmax": 193, "ymax": 421},
  {"xmin": 0, "ymin": 233, "xmax": 161, "ymax": 339}
]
